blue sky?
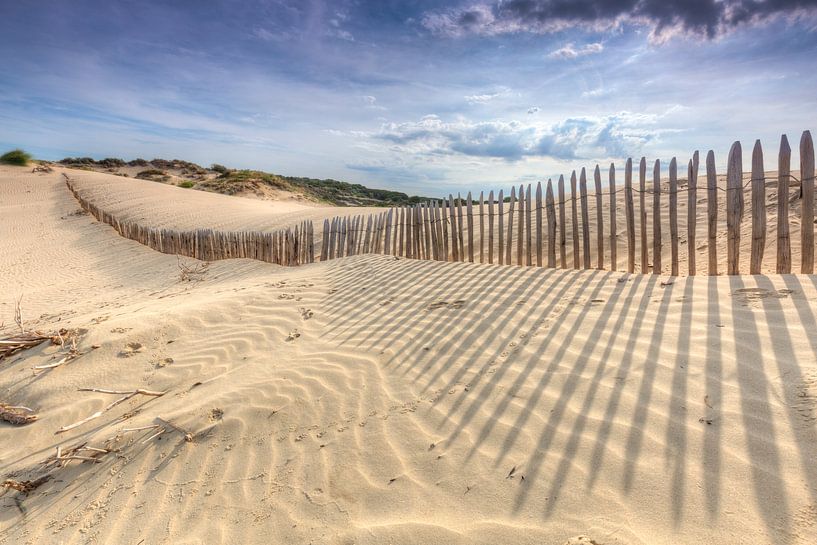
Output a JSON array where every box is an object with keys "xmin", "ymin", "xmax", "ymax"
[{"xmin": 1, "ymin": 0, "xmax": 816, "ymax": 196}]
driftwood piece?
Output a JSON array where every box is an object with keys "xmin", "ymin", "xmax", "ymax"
[{"xmin": 0, "ymin": 404, "xmax": 38, "ymax": 425}]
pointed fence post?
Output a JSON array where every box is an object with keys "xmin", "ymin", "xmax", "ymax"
[
  {"xmin": 707, "ymin": 151, "xmax": 718, "ymax": 275},
  {"xmin": 517, "ymin": 185, "xmax": 525, "ymax": 266},
  {"xmin": 498, "ymin": 189, "xmax": 505, "ymax": 265},
  {"xmin": 688, "ymin": 151, "xmax": 699, "ymax": 275},
  {"xmin": 669, "ymin": 157, "xmax": 679, "ymax": 276},
  {"xmin": 579, "ymin": 168, "xmax": 591, "ymax": 269},
  {"xmin": 479, "ymin": 191, "xmax": 485, "ymax": 263},
  {"xmin": 624, "ymin": 159, "xmax": 635, "ymax": 273},
  {"xmin": 750, "ymin": 140, "xmax": 766, "ymax": 275},
  {"xmin": 536, "ymin": 182, "xmax": 543, "ymax": 267},
  {"xmin": 571, "ymin": 171, "xmax": 580, "ymax": 269},
  {"xmin": 525, "ymin": 184, "xmax": 532, "ymax": 266},
  {"xmin": 546, "ymin": 180, "xmax": 556, "ymax": 268},
  {"xmin": 777, "ymin": 135, "xmax": 792, "ymax": 274},
  {"xmin": 726, "ymin": 141, "xmax": 744, "ymax": 275},
  {"xmin": 594, "ymin": 165, "xmax": 604, "ymax": 269},
  {"xmin": 506, "ymin": 186, "xmax": 516, "ymax": 265},
  {"xmin": 801, "ymin": 131, "xmax": 814, "ymax": 274},
  {"xmin": 467, "ymin": 192, "xmax": 474, "ymax": 262},
  {"xmin": 653, "ymin": 159, "xmax": 662, "ymax": 275},
  {"xmin": 558, "ymin": 175, "xmax": 567, "ymax": 268},
  {"xmin": 488, "ymin": 191, "xmax": 495, "ymax": 264},
  {"xmin": 609, "ymin": 163, "xmax": 617, "ymax": 271}
]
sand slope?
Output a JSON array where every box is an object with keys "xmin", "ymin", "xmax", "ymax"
[{"xmin": 2, "ymin": 165, "xmax": 817, "ymax": 544}]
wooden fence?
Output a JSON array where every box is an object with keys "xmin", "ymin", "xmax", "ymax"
[
  {"xmin": 320, "ymin": 130, "xmax": 816, "ymax": 276},
  {"xmin": 65, "ymin": 130, "xmax": 815, "ymax": 276},
  {"xmin": 65, "ymin": 177, "xmax": 314, "ymax": 266}
]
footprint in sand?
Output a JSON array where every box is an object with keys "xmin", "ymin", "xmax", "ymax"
[
  {"xmin": 563, "ymin": 537, "xmax": 601, "ymax": 545},
  {"xmin": 285, "ymin": 330, "xmax": 301, "ymax": 342},
  {"xmin": 299, "ymin": 308, "xmax": 314, "ymax": 320},
  {"xmin": 732, "ymin": 287, "xmax": 795, "ymax": 307},
  {"xmin": 118, "ymin": 341, "xmax": 143, "ymax": 357},
  {"xmin": 426, "ymin": 300, "xmax": 467, "ymax": 311}
]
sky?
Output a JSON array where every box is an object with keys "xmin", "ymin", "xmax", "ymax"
[{"xmin": 1, "ymin": 0, "xmax": 816, "ymax": 197}]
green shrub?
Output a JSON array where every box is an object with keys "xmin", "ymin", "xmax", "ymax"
[
  {"xmin": 211, "ymin": 163, "xmax": 229, "ymax": 174},
  {"xmin": 178, "ymin": 181, "xmax": 195, "ymax": 188},
  {"xmin": 0, "ymin": 149, "xmax": 32, "ymax": 166}
]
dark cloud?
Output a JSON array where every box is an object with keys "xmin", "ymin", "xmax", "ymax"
[{"xmin": 423, "ymin": 0, "xmax": 817, "ymax": 41}]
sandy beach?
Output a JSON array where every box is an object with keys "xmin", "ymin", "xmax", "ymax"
[{"xmin": 2, "ymin": 164, "xmax": 816, "ymax": 544}]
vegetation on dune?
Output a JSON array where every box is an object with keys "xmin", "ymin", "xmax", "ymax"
[
  {"xmin": 1, "ymin": 149, "xmax": 32, "ymax": 166},
  {"xmin": 58, "ymin": 156, "xmax": 432, "ymax": 206},
  {"xmin": 136, "ymin": 169, "xmax": 170, "ymax": 182}
]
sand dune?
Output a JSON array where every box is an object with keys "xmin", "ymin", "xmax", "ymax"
[{"xmin": 2, "ymin": 164, "xmax": 817, "ymax": 544}]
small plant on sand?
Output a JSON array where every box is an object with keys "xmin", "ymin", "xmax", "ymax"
[
  {"xmin": 0, "ymin": 149, "xmax": 32, "ymax": 166},
  {"xmin": 178, "ymin": 181, "xmax": 195, "ymax": 188},
  {"xmin": 211, "ymin": 163, "xmax": 229, "ymax": 174}
]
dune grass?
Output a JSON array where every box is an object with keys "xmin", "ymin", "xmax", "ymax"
[{"xmin": 0, "ymin": 149, "xmax": 32, "ymax": 166}]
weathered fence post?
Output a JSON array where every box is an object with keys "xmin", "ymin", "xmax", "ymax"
[
  {"xmin": 546, "ymin": 179, "xmax": 556, "ymax": 268},
  {"xmin": 488, "ymin": 191, "xmax": 495, "ymax": 264},
  {"xmin": 423, "ymin": 203, "xmax": 432, "ymax": 259},
  {"xmin": 624, "ymin": 158, "xmax": 635, "ymax": 273},
  {"xmin": 579, "ymin": 168, "xmax": 591, "ymax": 269},
  {"xmin": 609, "ymin": 163, "xmax": 617, "ymax": 271},
  {"xmin": 456, "ymin": 195, "xmax": 465, "ymax": 262},
  {"xmin": 536, "ymin": 181, "xmax": 543, "ymax": 267},
  {"xmin": 594, "ymin": 165, "xmax": 604, "ymax": 269},
  {"xmin": 653, "ymin": 159, "xmax": 662, "ymax": 275},
  {"xmin": 467, "ymin": 192, "xmax": 474, "ymax": 262},
  {"xmin": 525, "ymin": 184, "xmax": 532, "ymax": 266},
  {"xmin": 479, "ymin": 191, "xmax": 485, "ymax": 263},
  {"xmin": 517, "ymin": 184, "xmax": 524, "ymax": 266},
  {"xmin": 558, "ymin": 175, "xmax": 567, "ymax": 268},
  {"xmin": 669, "ymin": 157, "xmax": 679, "ymax": 276},
  {"xmin": 801, "ymin": 130, "xmax": 815, "ymax": 274},
  {"xmin": 726, "ymin": 141, "xmax": 743, "ymax": 275},
  {"xmin": 688, "ymin": 151, "xmax": 699, "ymax": 275},
  {"xmin": 448, "ymin": 195, "xmax": 457, "ymax": 261},
  {"xmin": 750, "ymin": 140, "xmax": 766, "ymax": 275},
  {"xmin": 707, "ymin": 150, "xmax": 717, "ymax": 275},
  {"xmin": 639, "ymin": 158, "xmax": 648, "ymax": 273},
  {"xmin": 571, "ymin": 172, "xmax": 579, "ymax": 269},
  {"xmin": 506, "ymin": 186, "xmax": 516, "ymax": 265},
  {"xmin": 498, "ymin": 189, "xmax": 505, "ymax": 265},
  {"xmin": 777, "ymin": 135, "xmax": 791, "ymax": 273},
  {"xmin": 385, "ymin": 208, "xmax": 393, "ymax": 255}
]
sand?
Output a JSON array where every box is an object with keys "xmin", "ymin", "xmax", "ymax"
[{"xmin": 2, "ymin": 164, "xmax": 817, "ymax": 544}]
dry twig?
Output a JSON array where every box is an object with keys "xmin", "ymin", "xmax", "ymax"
[
  {"xmin": 14, "ymin": 296, "xmax": 23, "ymax": 335},
  {"xmin": 177, "ymin": 256, "xmax": 208, "ymax": 282},
  {"xmin": 56, "ymin": 388, "xmax": 166, "ymax": 434},
  {"xmin": 156, "ymin": 416, "xmax": 194, "ymax": 442},
  {"xmin": 40, "ymin": 442, "xmax": 115, "ymax": 469}
]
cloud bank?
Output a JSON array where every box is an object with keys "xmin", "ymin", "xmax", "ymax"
[{"xmin": 422, "ymin": 0, "xmax": 817, "ymax": 42}]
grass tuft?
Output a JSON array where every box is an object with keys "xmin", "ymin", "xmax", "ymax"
[{"xmin": 0, "ymin": 149, "xmax": 32, "ymax": 166}]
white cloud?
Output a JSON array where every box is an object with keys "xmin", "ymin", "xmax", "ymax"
[
  {"xmin": 374, "ymin": 110, "xmax": 675, "ymax": 161},
  {"xmin": 527, "ymin": 107, "xmax": 539, "ymax": 114},
  {"xmin": 547, "ymin": 42, "xmax": 604, "ymax": 60},
  {"xmin": 464, "ymin": 86, "xmax": 510, "ymax": 104}
]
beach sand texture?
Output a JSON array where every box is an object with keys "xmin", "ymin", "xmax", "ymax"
[{"xmin": 2, "ymin": 164, "xmax": 817, "ymax": 544}]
